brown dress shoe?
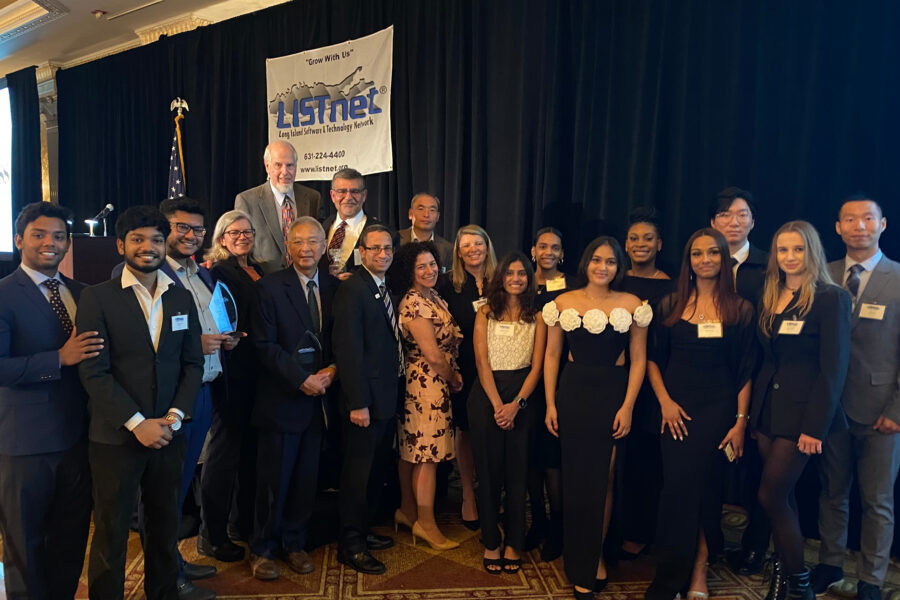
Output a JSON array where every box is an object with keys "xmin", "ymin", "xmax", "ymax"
[
  {"xmin": 250, "ymin": 553, "xmax": 280, "ymax": 580},
  {"xmin": 286, "ymin": 550, "xmax": 315, "ymax": 574}
]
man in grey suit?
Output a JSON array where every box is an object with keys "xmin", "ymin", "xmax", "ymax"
[
  {"xmin": 235, "ymin": 141, "xmax": 322, "ymax": 274},
  {"xmin": 812, "ymin": 194, "xmax": 900, "ymax": 600},
  {"xmin": 397, "ymin": 192, "xmax": 453, "ymax": 271}
]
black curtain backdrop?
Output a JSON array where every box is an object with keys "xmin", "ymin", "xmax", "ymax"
[
  {"xmin": 57, "ymin": 0, "xmax": 900, "ymax": 266},
  {"xmin": 3, "ymin": 65, "xmax": 41, "ymax": 274}
]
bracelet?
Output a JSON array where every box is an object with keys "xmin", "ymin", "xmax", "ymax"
[{"xmin": 736, "ymin": 413, "xmax": 749, "ymax": 420}]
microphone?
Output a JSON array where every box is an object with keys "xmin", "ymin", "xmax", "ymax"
[{"xmin": 91, "ymin": 203, "xmax": 114, "ymax": 221}]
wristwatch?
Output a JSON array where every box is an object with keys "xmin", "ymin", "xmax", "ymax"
[
  {"xmin": 516, "ymin": 397, "xmax": 527, "ymax": 409},
  {"xmin": 165, "ymin": 412, "xmax": 182, "ymax": 432}
]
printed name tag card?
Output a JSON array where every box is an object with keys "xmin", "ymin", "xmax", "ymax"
[
  {"xmin": 697, "ymin": 322, "xmax": 723, "ymax": 338},
  {"xmin": 778, "ymin": 320, "xmax": 805, "ymax": 335},
  {"xmin": 172, "ymin": 314, "xmax": 188, "ymax": 331},
  {"xmin": 545, "ymin": 277, "xmax": 567, "ymax": 292},
  {"xmin": 859, "ymin": 303, "xmax": 886, "ymax": 320},
  {"xmin": 472, "ymin": 298, "xmax": 488, "ymax": 312},
  {"xmin": 495, "ymin": 322, "xmax": 515, "ymax": 337}
]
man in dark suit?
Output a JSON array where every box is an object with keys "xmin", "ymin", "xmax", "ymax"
[
  {"xmin": 332, "ymin": 224, "xmax": 402, "ymax": 574},
  {"xmin": 397, "ymin": 192, "xmax": 454, "ymax": 270},
  {"xmin": 710, "ymin": 186, "xmax": 771, "ymax": 575},
  {"xmin": 322, "ymin": 168, "xmax": 381, "ymax": 280},
  {"xmin": 247, "ymin": 216, "xmax": 339, "ymax": 580},
  {"xmin": 0, "ymin": 202, "xmax": 101, "ymax": 600},
  {"xmin": 235, "ymin": 141, "xmax": 322, "ymax": 274},
  {"xmin": 813, "ymin": 195, "xmax": 900, "ymax": 600},
  {"xmin": 77, "ymin": 206, "xmax": 204, "ymax": 600}
]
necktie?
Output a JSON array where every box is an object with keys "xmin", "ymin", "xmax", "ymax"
[
  {"xmin": 846, "ymin": 263, "xmax": 865, "ymax": 299},
  {"xmin": 282, "ymin": 196, "xmax": 295, "ymax": 264},
  {"xmin": 44, "ymin": 279, "xmax": 73, "ymax": 335},
  {"xmin": 379, "ymin": 283, "xmax": 404, "ymax": 374},
  {"xmin": 307, "ymin": 280, "xmax": 320, "ymax": 335},
  {"xmin": 730, "ymin": 257, "xmax": 739, "ymax": 269},
  {"xmin": 327, "ymin": 220, "xmax": 348, "ymax": 267}
]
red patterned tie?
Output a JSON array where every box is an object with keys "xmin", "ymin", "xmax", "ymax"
[
  {"xmin": 282, "ymin": 196, "xmax": 295, "ymax": 265},
  {"xmin": 44, "ymin": 279, "xmax": 73, "ymax": 335},
  {"xmin": 327, "ymin": 220, "xmax": 347, "ymax": 267}
]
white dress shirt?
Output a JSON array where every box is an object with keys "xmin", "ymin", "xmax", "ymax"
[
  {"xmin": 121, "ymin": 266, "xmax": 184, "ymax": 430},
  {"xmin": 295, "ymin": 268, "xmax": 322, "ymax": 330},
  {"xmin": 20, "ymin": 263, "xmax": 77, "ymax": 322},
  {"xmin": 328, "ymin": 210, "xmax": 367, "ymax": 269},
  {"xmin": 167, "ymin": 256, "xmax": 223, "ymax": 384},
  {"xmin": 731, "ymin": 240, "xmax": 750, "ymax": 278}
]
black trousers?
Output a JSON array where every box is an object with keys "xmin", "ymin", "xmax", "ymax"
[
  {"xmin": 88, "ymin": 437, "xmax": 186, "ymax": 600},
  {"xmin": 338, "ymin": 414, "xmax": 396, "ymax": 552},
  {"xmin": 200, "ymin": 376, "xmax": 258, "ymax": 544},
  {"xmin": 468, "ymin": 368, "xmax": 533, "ymax": 552},
  {"xmin": 250, "ymin": 410, "xmax": 324, "ymax": 558},
  {"xmin": 0, "ymin": 441, "xmax": 92, "ymax": 600}
]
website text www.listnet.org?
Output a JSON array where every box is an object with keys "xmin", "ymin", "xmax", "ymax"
[{"xmin": 298, "ymin": 164, "xmax": 349, "ymax": 174}]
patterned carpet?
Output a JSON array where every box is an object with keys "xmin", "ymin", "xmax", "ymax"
[
  {"xmin": 1, "ymin": 506, "xmax": 892, "ymax": 599},
  {"xmin": 54, "ymin": 508, "xmax": 887, "ymax": 600}
]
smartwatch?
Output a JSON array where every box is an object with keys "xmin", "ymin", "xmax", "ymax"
[
  {"xmin": 165, "ymin": 413, "xmax": 182, "ymax": 432},
  {"xmin": 516, "ymin": 397, "xmax": 527, "ymax": 409}
]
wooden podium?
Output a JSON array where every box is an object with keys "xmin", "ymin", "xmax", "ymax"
[{"xmin": 59, "ymin": 235, "xmax": 119, "ymax": 285}]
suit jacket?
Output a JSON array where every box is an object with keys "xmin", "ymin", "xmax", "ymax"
[
  {"xmin": 751, "ymin": 283, "xmax": 852, "ymax": 440},
  {"xmin": 251, "ymin": 267, "xmax": 338, "ymax": 432},
  {"xmin": 76, "ymin": 274, "xmax": 204, "ymax": 445},
  {"xmin": 828, "ymin": 255, "xmax": 900, "ymax": 425},
  {"xmin": 331, "ymin": 268, "xmax": 400, "ymax": 420},
  {"xmin": 0, "ymin": 268, "xmax": 88, "ymax": 455},
  {"xmin": 735, "ymin": 244, "xmax": 768, "ymax": 305},
  {"xmin": 397, "ymin": 228, "xmax": 454, "ymax": 272},
  {"xmin": 235, "ymin": 181, "xmax": 322, "ymax": 275},
  {"xmin": 319, "ymin": 212, "xmax": 384, "ymax": 275}
]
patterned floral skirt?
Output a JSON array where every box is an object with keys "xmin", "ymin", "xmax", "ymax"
[{"xmin": 398, "ymin": 357, "xmax": 455, "ymax": 463}]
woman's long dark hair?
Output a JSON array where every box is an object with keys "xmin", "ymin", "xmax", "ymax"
[
  {"xmin": 663, "ymin": 228, "xmax": 743, "ymax": 327},
  {"xmin": 485, "ymin": 251, "xmax": 538, "ymax": 323},
  {"xmin": 387, "ymin": 241, "xmax": 440, "ymax": 296},
  {"xmin": 576, "ymin": 236, "xmax": 626, "ymax": 290}
]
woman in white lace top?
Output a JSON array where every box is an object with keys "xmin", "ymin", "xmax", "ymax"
[{"xmin": 468, "ymin": 252, "xmax": 547, "ymax": 574}]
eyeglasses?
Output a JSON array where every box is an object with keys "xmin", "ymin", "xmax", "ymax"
[
  {"xmin": 363, "ymin": 245, "xmax": 394, "ymax": 254},
  {"xmin": 170, "ymin": 222, "xmax": 207, "ymax": 236},
  {"xmin": 332, "ymin": 188, "xmax": 365, "ymax": 196},
  {"xmin": 714, "ymin": 210, "xmax": 752, "ymax": 223},
  {"xmin": 223, "ymin": 229, "xmax": 256, "ymax": 239}
]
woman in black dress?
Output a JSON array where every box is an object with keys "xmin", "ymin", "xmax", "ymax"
[
  {"xmin": 644, "ymin": 228, "xmax": 757, "ymax": 600},
  {"xmin": 617, "ymin": 207, "xmax": 674, "ymax": 561},
  {"xmin": 543, "ymin": 237, "xmax": 651, "ymax": 599},
  {"xmin": 440, "ymin": 224, "xmax": 498, "ymax": 527},
  {"xmin": 199, "ymin": 209, "xmax": 264, "ymax": 555},
  {"xmin": 526, "ymin": 227, "xmax": 574, "ymax": 559},
  {"xmin": 753, "ymin": 221, "xmax": 851, "ymax": 600}
]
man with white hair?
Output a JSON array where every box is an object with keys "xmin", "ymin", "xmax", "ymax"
[{"xmin": 235, "ymin": 141, "xmax": 322, "ymax": 274}]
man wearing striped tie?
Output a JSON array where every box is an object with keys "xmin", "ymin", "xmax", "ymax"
[
  {"xmin": 0, "ymin": 202, "xmax": 101, "ymax": 599},
  {"xmin": 332, "ymin": 224, "xmax": 403, "ymax": 575},
  {"xmin": 322, "ymin": 168, "xmax": 383, "ymax": 280}
]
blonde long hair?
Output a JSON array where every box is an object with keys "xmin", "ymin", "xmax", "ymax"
[
  {"xmin": 451, "ymin": 224, "xmax": 497, "ymax": 293},
  {"xmin": 204, "ymin": 209, "xmax": 259, "ymax": 264},
  {"xmin": 759, "ymin": 220, "xmax": 834, "ymax": 336}
]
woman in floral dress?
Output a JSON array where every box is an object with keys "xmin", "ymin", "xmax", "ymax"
[{"xmin": 393, "ymin": 241, "xmax": 463, "ymax": 550}]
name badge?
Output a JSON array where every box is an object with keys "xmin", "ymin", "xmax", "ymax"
[
  {"xmin": 472, "ymin": 298, "xmax": 488, "ymax": 312},
  {"xmin": 495, "ymin": 322, "xmax": 515, "ymax": 337},
  {"xmin": 172, "ymin": 314, "xmax": 188, "ymax": 331},
  {"xmin": 697, "ymin": 322, "xmax": 723, "ymax": 338},
  {"xmin": 778, "ymin": 319, "xmax": 805, "ymax": 335},
  {"xmin": 545, "ymin": 276, "xmax": 567, "ymax": 292},
  {"xmin": 353, "ymin": 248, "xmax": 361, "ymax": 265},
  {"xmin": 859, "ymin": 303, "xmax": 886, "ymax": 320}
]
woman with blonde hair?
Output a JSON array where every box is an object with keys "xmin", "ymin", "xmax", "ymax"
[
  {"xmin": 439, "ymin": 224, "xmax": 498, "ymax": 528},
  {"xmin": 752, "ymin": 221, "xmax": 851, "ymax": 600}
]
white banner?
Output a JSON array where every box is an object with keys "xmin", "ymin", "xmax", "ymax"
[{"xmin": 266, "ymin": 26, "xmax": 394, "ymax": 180}]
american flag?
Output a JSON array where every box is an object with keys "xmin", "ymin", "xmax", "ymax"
[{"xmin": 167, "ymin": 113, "xmax": 186, "ymax": 199}]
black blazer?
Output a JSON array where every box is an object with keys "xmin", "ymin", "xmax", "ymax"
[
  {"xmin": 210, "ymin": 256, "xmax": 264, "ymax": 382},
  {"xmin": 76, "ymin": 275, "xmax": 204, "ymax": 445},
  {"xmin": 0, "ymin": 269, "xmax": 88, "ymax": 455},
  {"xmin": 751, "ymin": 283, "xmax": 852, "ymax": 440},
  {"xmin": 735, "ymin": 244, "xmax": 768, "ymax": 305},
  {"xmin": 332, "ymin": 268, "xmax": 401, "ymax": 420},
  {"xmin": 251, "ymin": 267, "xmax": 338, "ymax": 432}
]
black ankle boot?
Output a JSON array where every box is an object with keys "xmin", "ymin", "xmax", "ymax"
[
  {"xmin": 524, "ymin": 516, "xmax": 548, "ymax": 551},
  {"xmin": 786, "ymin": 569, "xmax": 814, "ymax": 600},
  {"xmin": 763, "ymin": 555, "xmax": 785, "ymax": 600}
]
